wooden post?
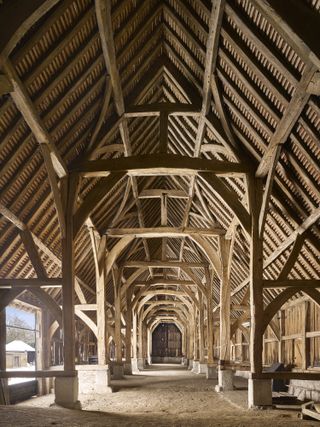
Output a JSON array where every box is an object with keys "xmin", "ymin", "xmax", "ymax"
[
  {"xmin": 206, "ymin": 268, "xmax": 214, "ymax": 365},
  {"xmin": 278, "ymin": 310, "xmax": 284, "ymax": 363},
  {"xmin": 249, "ymin": 177, "xmax": 264, "ymax": 374},
  {"xmin": 302, "ymin": 301, "xmax": 309, "ymax": 370},
  {"xmin": 132, "ymin": 311, "xmax": 137, "ymax": 360},
  {"xmin": 97, "ymin": 235, "xmax": 107, "ymax": 365},
  {"xmin": 113, "ymin": 269, "xmax": 123, "ymax": 364},
  {"xmin": 219, "ymin": 237, "xmax": 231, "ymax": 365},
  {"xmin": 193, "ymin": 309, "xmax": 199, "ymax": 361},
  {"xmin": 0, "ymin": 309, "xmax": 9, "ymax": 404},
  {"xmin": 198, "ymin": 292, "xmax": 205, "ymax": 364},
  {"xmin": 61, "ymin": 176, "xmax": 78, "ymax": 372}
]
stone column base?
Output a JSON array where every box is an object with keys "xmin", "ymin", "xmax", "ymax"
[
  {"xmin": 137, "ymin": 357, "xmax": 145, "ymax": 370},
  {"xmin": 95, "ymin": 366, "xmax": 112, "ymax": 393},
  {"xmin": 124, "ymin": 361, "xmax": 132, "ymax": 375},
  {"xmin": 112, "ymin": 362, "xmax": 124, "ymax": 379},
  {"xmin": 131, "ymin": 358, "xmax": 139, "ymax": 372},
  {"xmin": 188, "ymin": 359, "xmax": 193, "ymax": 370},
  {"xmin": 248, "ymin": 379, "xmax": 272, "ymax": 408},
  {"xmin": 191, "ymin": 360, "xmax": 199, "ymax": 373},
  {"xmin": 215, "ymin": 369, "xmax": 234, "ymax": 392},
  {"xmin": 181, "ymin": 357, "xmax": 188, "ymax": 366},
  {"xmin": 196, "ymin": 363, "xmax": 207, "ymax": 374},
  {"xmin": 54, "ymin": 376, "xmax": 81, "ymax": 409},
  {"xmin": 206, "ymin": 365, "xmax": 217, "ymax": 379}
]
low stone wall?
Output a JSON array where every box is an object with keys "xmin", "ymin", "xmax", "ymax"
[
  {"xmin": 288, "ymin": 379, "xmax": 320, "ymax": 401},
  {"xmin": 151, "ymin": 356, "xmax": 182, "ymax": 364},
  {"xmin": 76, "ymin": 365, "xmax": 111, "ymax": 394}
]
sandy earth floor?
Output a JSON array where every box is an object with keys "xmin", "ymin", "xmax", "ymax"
[{"xmin": 0, "ymin": 364, "xmax": 318, "ymax": 426}]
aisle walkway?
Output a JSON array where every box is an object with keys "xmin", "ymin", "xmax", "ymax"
[{"xmin": 0, "ymin": 364, "xmax": 316, "ymax": 426}]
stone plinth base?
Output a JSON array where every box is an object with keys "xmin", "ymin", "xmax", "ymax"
[
  {"xmin": 191, "ymin": 360, "xmax": 199, "ymax": 373},
  {"xmin": 54, "ymin": 376, "xmax": 81, "ymax": 409},
  {"xmin": 196, "ymin": 363, "xmax": 207, "ymax": 374},
  {"xmin": 131, "ymin": 357, "xmax": 144, "ymax": 371},
  {"xmin": 215, "ymin": 369, "xmax": 234, "ymax": 392},
  {"xmin": 248, "ymin": 379, "xmax": 272, "ymax": 408},
  {"xmin": 206, "ymin": 365, "xmax": 217, "ymax": 379},
  {"xmin": 124, "ymin": 361, "xmax": 132, "ymax": 375},
  {"xmin": 188, "ymin": 359, "xmax": 193, "ymax": 370},
  {"xmin": 181, "ymin": 357, "xmax": 188, "ymax": 366},
  {"xmin": 112, "ymin": 362, "xmax": 124, "ymax": 379},
  {"xmin": 77, "ymin": 365, "xmax": 112, "ymax": 394}
]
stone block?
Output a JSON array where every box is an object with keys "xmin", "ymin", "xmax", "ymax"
[
  {"xmin": 112, "ymin": 362, "xmax": 124, "ymax": 379},
  {"xmin": 215, "ymin": 369, "xmax": 234, "ymax": 392},
  {"xmin": 54, "ymin": 376, "xmax": 81, "ymax": 409},
  {"xmin": 248, "ymin": 378, "xmax": 272, "ymax": 408},
  {"xmin": 206, "ymin": 365, "xmax": 217, "ymax": 380}
]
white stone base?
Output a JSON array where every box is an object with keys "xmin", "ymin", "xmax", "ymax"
[
  {"xmin": 197, "ymin": 363, "xmax": 207, "ymax": 374},
  {"xmin": 206, "ymin": 365, "xmax": 217, "ymax": 380},
  {"xmin": 124, "ymin": 361, "xmax": 132, "ymax": 375},
  {"xmin": 191, "ymin": 360, "xmax": 200, "ymax": 373},
  {"xmin": 77, "ymin": 364, "xmax": 112, "ymax": 394},
  {"xmin": 215, "ymin": 369, "xmax": 234, "ymax": 392},
  {"xmin": 188, "ymin": 359, "xmax": 194, "ymax": 370},
  {"xmin": 248, "ymin": 379, "xmax": 272, "ymax": 408},
  {"xmin": 95, "ymin": 366, "xmax": 112, "ymax": 393},
  {"xmin": 112, "ymin": 363, "xmax": 124, "ymax": 379},
  {"xmin": 137, "ymin": 358, "xmax": 145, "ymax": 370},
  {"xmin": 54, "ymin": 376, "xmax": 81, "ymax": 409}
]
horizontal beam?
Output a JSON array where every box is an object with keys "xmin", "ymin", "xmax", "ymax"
[
  {"xmin": 72, "ymin": 154, "xmax": 248, "ymax": 178},
  {"xmin": 107, "ymin": 226, "xmax": 225, "ymax": 238},
  {"xmin": 263, "ymin": 280, "xmax": 320, "ymax": 288},
  {"xmin": 251, "ymin": 372, "xmax": 320, "ymax": 381},
  {"xmin": 123, "ymin": 260, "xmax": 207, "ymax": 269},
  {"xmin": 0, "ymin": 370, "xmax": 77, "ymax": 378},
  {"xmin": 125, "ymin": 102, "xmax": 200, "ymax": 117},
  {"xmin": 138, "ymin": 189, "xmax": 188, "ymax": 199},
  {"xmin": 134, "ymin": 280, "xmax": 195, "ymax": 286},
  {"xmin": 0, "ymin": 278, "xmax": 62, "ymax": 288}
]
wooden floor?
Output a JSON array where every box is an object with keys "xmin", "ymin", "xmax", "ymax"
[{"xmin": 0, "ymin": 365, "xmax": 317, "ymax": 426}]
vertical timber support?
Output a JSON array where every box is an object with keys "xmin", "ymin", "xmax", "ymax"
[
  {"xmin": 55, "ymin": 175, "xmax": 80, "ymax": 409},
  {"xmin": 197, "ymin": 292, "xmax": 207, "ymax": 374},
  {"xmin": 132, "ymin": 311, "xmax": 138, "ymax": 371},
  {"xmin": 124, "ymin": 289, "xmax": 133, "ymax": 374},
  {"xmin": 248, "ymin": 177, "xmax": 272, "ymax": 408},
  {"xmin": 113, "ymin": 268, "xmax": 124, "ymax": 379},
  {"xmin": 216, "ymin": 237, "xmax": 233, "ymax": 391},
  {"xmin": 205, "ymin": 267, "xmax": 216, "ymax": 379},
  {"xmin": 0, "ymin": 309, "xmax": 9, "ymax": 404}
]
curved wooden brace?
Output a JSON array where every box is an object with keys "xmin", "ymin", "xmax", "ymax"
[
  {"xmin": 146, "ymin": 305, "xmax": 189, "ymax": 324},
  {"xmin": 73, "ymin": 172, "xmax": 126, "ymax": 238},
  {"xmin": 30, "ymin": 288, "xmax": 62, "ymax": 326},
  {"xmin": 75, "ymin": 309, "xmax": 97, "ymax": 338},
  {"xmin": 106, "ymin": 235, "xmax": 135, "ymax": 277},
  {"xmin": 0, "ymin": 289, "xmax": 25, "ymax": 312},
  {"xmin": 262, "ymin": 287, "xmax": 301, "ymax": 334},
  {"xmin": 49, "ymin": 320, "xmax": 60, "ymax": 341},
  {"xmin": 0, "ymin": 0, "xmax": 60, "ymax": 58},
  {"xmin": 190, "ymin": 234, "xmax": 222, "ymax": 279},
  {"xmin": 198, "ymin": 172, "xmax": 251, "ymax": 236}
]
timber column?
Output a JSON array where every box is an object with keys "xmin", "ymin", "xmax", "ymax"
[
  {"xmin": 192, "ymin": 308, "xmax": 200, "ymax": 373},
  {"xmin": 113, "ymin": 268, "xmax": 124, "ymax": 379},
  {"xmin": 124, "ymin": 289, "xmax": 133, "ymax": 374},
  {"xmin": 197, "ymin": 292, "xmax": 207, "ymax": 374},
  {"xmin": 55, "ymin": 176, "xmax": 80, "ymax": 409},
  {"xmin": 216, "ymin": 237, "xmax": 234, "ymax": 392},
  {"xmin": 205, "ymin": 267, "xmax": 216, "ymax": 379},
  {"xmin": 0, "ymin": 309, "xmax": 9, "ymax": 404},
  {"xmin": 248, "ymin": 178, "xmax": 272, "ymax": 408}
]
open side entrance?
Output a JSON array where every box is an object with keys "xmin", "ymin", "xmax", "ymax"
[{"xmin": 151, "ymin": 323, "xmax": 182, "ymax": 364}]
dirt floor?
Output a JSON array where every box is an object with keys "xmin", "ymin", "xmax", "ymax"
[{"xmin": 0, "ymin": 364, "xmax": 318, "ymax": 426}]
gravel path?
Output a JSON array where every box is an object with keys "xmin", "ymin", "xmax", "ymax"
[{"xmin": 0, "ymin": 364, "xmax": 317, "ymax": 426}]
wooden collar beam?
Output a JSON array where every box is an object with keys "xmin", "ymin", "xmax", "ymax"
[
  {"xmin": 0, "ymin": 278, "xmax": 62, "ymax": 288},
  {"xmin": 107, "ymin": 227, "xmax": 225, "ymax": 238},
  {"xmin": 72, "ymin": 154, "xmax": 248, "ymax": 178}
]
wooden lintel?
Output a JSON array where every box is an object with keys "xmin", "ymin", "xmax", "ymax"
[
  {"xmin": 123, "ymin": 260, "xmax": 207, "ymax": 269},
  {"xmin": 263, "ymin": 280, "xmax": 320, "ymax": 288},
  {"xmin": 0, "ymin": 278, "xmax": 62, "ymax": 288},
  {"xmin": 106, "ymin": 226, "xmax": 225, "ymax": 238},
  {"xmin": 73, "ymin": 154, "xmax": 248, "ymax": 177}
]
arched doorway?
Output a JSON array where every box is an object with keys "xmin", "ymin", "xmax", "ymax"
[{"xmin": 151, "ymin": 323, "xmax": 182, "ymax": 364}]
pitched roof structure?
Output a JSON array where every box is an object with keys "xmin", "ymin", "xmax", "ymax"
[{"xmin": 0, "ymin": 0, "xmax": 319, "ymax": 380}]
